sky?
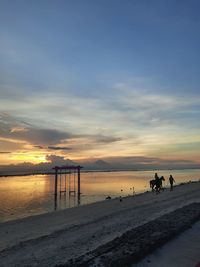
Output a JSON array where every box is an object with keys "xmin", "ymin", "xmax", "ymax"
[{"xmin": 0, "ymin": 0, "xmax": 200, "ymax": 169}]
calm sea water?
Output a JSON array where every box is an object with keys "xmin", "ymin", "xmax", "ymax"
[{"xmin": 0, "ymin": 169, "xmax": 199, "ymax": 222}]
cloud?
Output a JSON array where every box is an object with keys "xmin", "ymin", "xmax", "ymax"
[
  {"xmin": 0, "ymin": 138, "xmax": 24, "ymax": 151},
  {"xmin": 11, "ymin": 128, "xmax": 70, "ymax": 145},
  {"xmin": 1, "ymin": 87, "xmax": 200, "ymax": 165},
  {"xmin": 112, "ymin": 84, "xmax": 200, "ymax": 127},
  {"xmin": 46, "ymin": 154, "xmax": 66, "ymax": 164},
  {"xmin": 45, "ymin": 154, "xmax": 75, "ymax": 165},
  {"xmin": 48, "ymin": 146, "xmax": 72, "ymax": 150},
  {"xmin": 0, "ymin": 114, "xmax": 71, "ymax": 146},
  {"xmin": 0, "ymin": 154, "xmax": 199, "ymax": 174},
  {"xmin": 34, "ymin": 145, "xmax": 45, "ymax": 149},
  {"xmin": 0, "ymin": 113, "xmax": 126, "ymax": 161},
  {"xmin": 10, "ymin": 127, "xmax": 28, "ymax": 133},
  {"xmin": 0, "ymin": 151, "xmax": 11, "ymax": 154},
  {"xmin": 92, "ymin": 156, "xmax": 200, "ymax": 170},
  {"xmin": 94, "ymin": 135, "xmax": 122, "ymax": 144}
]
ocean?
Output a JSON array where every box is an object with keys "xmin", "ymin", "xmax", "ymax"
[{"xmin": 0, "ymin": 169, "xmax": 199, "ymax": 222}]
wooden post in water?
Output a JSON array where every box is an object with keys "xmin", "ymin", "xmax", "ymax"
[
  {"xmin": 54, "ymin": 167, "xmax": 58, "ymax": 210},
  {"xmin": 54, "ymin": 167, "xmax": 58, "ymax": 196},
  {"xmin": 78, "ymin": 167, "xmax": 81, "ymax": 204}
]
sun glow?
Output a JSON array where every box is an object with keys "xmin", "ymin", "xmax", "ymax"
[{"xmin": 10, "ymin": 153, "xmax": 48, "ymax": 164}]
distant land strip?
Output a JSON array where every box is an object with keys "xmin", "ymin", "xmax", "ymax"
[{"xmin": 60, "ymin": 202, "xmax": 200, "ymax": 267}]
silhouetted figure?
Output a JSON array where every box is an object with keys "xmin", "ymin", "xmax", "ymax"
[
  {"xmin": 119, "ymin": 196, "xmax": 122, "ymax": 202},
  {"xmin": 106, "ymin": 196, "xmax": 111, "ymax": 200},
  {"xmin": 150, "ymin": 173, "xmax": 158, "ymax": 192},
  {"xmin": 149, "ymin": 173, "xmax": 165, "ymax": 193},
  {"xmin": 130, "ymin": 187, "xmax": 135, "ymax": 196},
  {"xmin": 160, "ymin": 176, "xmax": 165, "ymax": 191},
  {"xmin": 155, "ymin": 173, "xmax": 161, "ymax": 194},
  {"xmin": 169, "ymin": 175, "xmax": 175, "ymax": 191}
]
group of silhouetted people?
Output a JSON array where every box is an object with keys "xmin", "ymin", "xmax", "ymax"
[{"xmin": 150, "ymin": 173, "xmax": 175, "ymax": 193}]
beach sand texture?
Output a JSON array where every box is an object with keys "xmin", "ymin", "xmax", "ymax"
[
  {"xmin": 133, "ymin": 219, "xmax": 200, "ymax": 267},
  {"xmin": 0, "ymin": 181, "xmax": 200, "ymax": 266}
]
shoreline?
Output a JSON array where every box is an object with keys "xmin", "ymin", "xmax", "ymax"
[
  {"xmin": 0, "ymin": 180, "xmax": 198, "ymax": 224},
  {"xmin": 0, "ymin": 181, "xmax": 200, "ymax": 266},
  {"xmin": 0, "ymin": 167, "xmax": 200, "ymax": 178},
  {"xmin": 1, "ymin": 169, "xmax": 200, "ymax": 224}
]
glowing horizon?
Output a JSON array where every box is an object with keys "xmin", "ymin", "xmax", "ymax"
[{"xmin": 0, "ymin": 1, "xmax": 200, "ymax": 169}]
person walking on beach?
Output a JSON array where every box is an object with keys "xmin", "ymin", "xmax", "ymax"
[{"xmin": 169, "ymin": 175, "xmax": 175, "ymax": 191}]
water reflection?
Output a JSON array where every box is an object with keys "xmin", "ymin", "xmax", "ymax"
[
  {"xmin": 0, "ymin": 169, "xmax": 199, "ymax": 222},
  {"xmin": 54, "ymin": 192, "xmax": 80, "ymax": 211},
  {"xmin": 54, "ymin": 193, "xmax": 57, "ymax": 211}
]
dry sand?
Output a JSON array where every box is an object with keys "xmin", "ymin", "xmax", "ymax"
[{"xmin": 0, "ymin": 181, "xmax": 200, "ymax": 266}]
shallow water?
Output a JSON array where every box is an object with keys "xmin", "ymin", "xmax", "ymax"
[{"xmin": 0, "ymin": 169, "xmax": 199, "ymax": 222}]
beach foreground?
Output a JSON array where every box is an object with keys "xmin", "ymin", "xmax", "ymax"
[
  {"xmin": 133, "ymin": 219, "xmax": 200, "ymax": 267},
  {"xmin": 0, "ymin": 181, "xmax": 200, "ymax": 266}
]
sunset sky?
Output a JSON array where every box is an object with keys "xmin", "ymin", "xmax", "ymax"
[{"xmin": 0, "ymin": 0, "xmax": 200, "ymax": 168}]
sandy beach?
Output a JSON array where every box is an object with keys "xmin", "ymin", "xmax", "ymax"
[
  {"xmin": 133, "ymin": 219, "xmax": 200, "ymax": 267},
  {"xmin": 0, "ymin": 181, "xmax": 200, "ymax": 266}
]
